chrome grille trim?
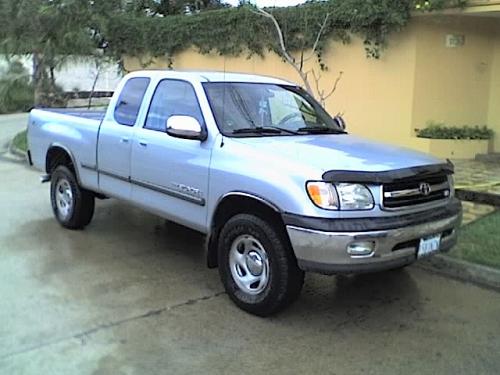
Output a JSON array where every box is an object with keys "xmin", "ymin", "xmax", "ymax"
[
  {"xmin": 383, "ymin": 181, "xmax": 449, "ymax": 199},
  {"xmin": 382, "ymin": 173, "xmax": 450, "ymax": 209}
]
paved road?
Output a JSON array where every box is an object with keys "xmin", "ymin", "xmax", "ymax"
[
  {"xmin": 0, "ymin": 113, "xmax": 28, "ymax": 160},
  {"xmin": 0, "ymin": 115, "xmax": 499, "ymax": 374}
]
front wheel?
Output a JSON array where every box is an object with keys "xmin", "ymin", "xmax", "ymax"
[
  {"xmin": 50, "ymin": 165, "xmax": 95, "ymax": 230},
  {"xmin": 218, "ymin": 214, "xmax": 304, "ymax": 316}
]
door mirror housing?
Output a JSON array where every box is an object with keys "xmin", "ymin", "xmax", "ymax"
[
  {"xmin": 166, "ymin": 115, "xmax": 206, "ymax": 141},
  {"xmin": 333, "ymin": 115, "xmax": 346, "ymax": 130}
]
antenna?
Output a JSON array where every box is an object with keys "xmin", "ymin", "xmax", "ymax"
[{"xmin": 220, "ymin": 53, "xmax": 227, "ymax": 147}]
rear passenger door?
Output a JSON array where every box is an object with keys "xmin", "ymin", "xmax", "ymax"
[
  {"xmin": 130, "ymin": 79, "xmax": 212, "ymax": 232},
  {"xmin": 97, "ymin": 77, "xmax": 150, "ymax": 200}
]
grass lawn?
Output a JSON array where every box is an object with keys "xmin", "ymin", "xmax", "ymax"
[
  {"xmin": 449, "ymin": 210, "xmax": 500, "ymax": 269},
  {"xmin": 12, "ymin": 129, "xmax": 27, "ymax": 152}
]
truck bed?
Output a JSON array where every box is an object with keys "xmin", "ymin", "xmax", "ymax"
[
  {"xmin": 28, "ymin": 107, "xmax": 107, "ymax": 187},
  {"xmin": 42, "ymin": 108, "xmax": 106, "ymax": 121}
]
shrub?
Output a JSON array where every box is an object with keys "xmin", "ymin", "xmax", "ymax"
[
  {"xmin": 416, "ymin": 122, "xmax": 494, "ymax": 140},
  {"xmin": 0, "ymin": 60, "xmax": 34, "ymax": 114},
  {"xmin": 36, "ymin": 78, "xmax": 67, "ymax": 108}
]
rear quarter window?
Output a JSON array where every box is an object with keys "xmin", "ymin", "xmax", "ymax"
[{"xmin": 114, "ymin": 77, "xmax": 150, "ymax": 126}]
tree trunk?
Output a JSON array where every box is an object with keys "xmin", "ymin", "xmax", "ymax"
[
  {"xmin": 88, "ymin": 60, "xmax": 101, "ymax": 109},
  {"xmin": 50, "ymin": 66, "xmax": 56, "ymax": 89},
  {"xmin": 32, "ymin": 52, "xmax": 47, "ymax": 107}
]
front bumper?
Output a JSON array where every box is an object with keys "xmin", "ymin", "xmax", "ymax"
[{"xmin": 285, "ymin": 199, "xmax": 462, "ymax": 275}]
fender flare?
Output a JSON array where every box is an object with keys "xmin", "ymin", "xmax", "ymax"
[
  {"xmin": 45, "ymin": 143, "xmax": 82, "ymax": 184},
  {"xmin": 205, "ymin": 191, "xmax": 283, "ymax": 268}
]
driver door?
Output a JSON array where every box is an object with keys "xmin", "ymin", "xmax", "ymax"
[{"xmin": 130, "ymin": 79, "xmax": 212, "ymax": 232}]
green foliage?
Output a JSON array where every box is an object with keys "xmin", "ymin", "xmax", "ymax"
[
  {"xmin": 414, "ymin": 0, "xmax": 467, "ymax": 11},
  {"xmin": 12, "ymin": 130, "xmax": 27, "ymax": 152},
  {"xmin": 0, "ymin": 0, "xmax": 469, "ymax": 102},
  {"xmin": 0, "ymin": 60, "xmax": 34, "ymax": 114},
  {"xmin": 0, "ymin": 0, "xmax": 109, "ymax": 58},
  {"xmin": 127, "ymin": 0, "xmax": 228, "ymax": 16},
  {"xmin": 104, "ymin": 0, "xmax": 468, "ymax": 64},
  {"xmin": 105, "ymin": 1, "xmax": 405, "ymax": 62},
  {"xmin": 450, "ymin": 211, "xmax": 500, "ymax": 269},
  {"xmin": 416, "ymin": 122, "xmax": 494, "ymax": 140},
  {"xmin": 0, "ymin": 0, "xmax": 123, "ymax": 105}
]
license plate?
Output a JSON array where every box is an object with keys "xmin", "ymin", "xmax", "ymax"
[{"xmin": 418, "ymin": 234, "xmax": 442, "ymax": 258}]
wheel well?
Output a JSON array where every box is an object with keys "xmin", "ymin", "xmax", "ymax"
[
  {"xmin": 206, "ymin": 194, "xmax": 288, "ymax": 268},
  {"xmin": 46, "ymin": 146, "xmax": 76, "ymax": 176}
]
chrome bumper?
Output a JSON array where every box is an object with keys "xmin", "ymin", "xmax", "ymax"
[{"xmin": 287, "ymin": 212, "xmax": 461, "ymax": 275}]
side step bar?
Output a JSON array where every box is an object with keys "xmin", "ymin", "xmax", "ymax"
[{"xmin": 40, "ymin": 174, "xmax": 51, "ymax": 183}]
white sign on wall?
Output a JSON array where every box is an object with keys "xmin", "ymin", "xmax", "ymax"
[{"xmin": 446, "ymin": 34, "xmax": 466, "ymax": 48}]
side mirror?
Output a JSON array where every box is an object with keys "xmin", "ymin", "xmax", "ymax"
[
  {"xmin": 333, "ymin": 115, "xmax": 346, "ymax": 130},
  {"xmin": 166, "ymin": 115, "xmax": 206, "ymax": 141}
]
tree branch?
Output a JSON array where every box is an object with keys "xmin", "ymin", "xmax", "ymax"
[
  {"xmin": 251, "ymin": 8, "xmax": 296, "ymax": 66},
  {"xmin": 303, "ymin": 13, "xmax": 330, "ymax": 62},
  {"xmin": 311, "ymin": 69, "xmax": 323, "ymax": 98},
  {"xmin": 323, "ymin": 71, "xmax": 343, "ymax": 101},
  {"xmin": 252, "ymin": 7, "xmax": 314, "ymax": 95}
]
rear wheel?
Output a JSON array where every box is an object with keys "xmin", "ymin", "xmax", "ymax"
[
  {"xmin": 50, "ymin": 165, "xmax": 95, "ymax": 229},
  {"xmin": 218, "ymin": 214, "xmax": 304, "ymax": 316}
]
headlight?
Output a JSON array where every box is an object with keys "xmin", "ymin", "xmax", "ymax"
[
  {"xmin": 336, "ymin": 183, "xmax": 374, "ymax": 210},
  {"xmin": 306, "ymin": 182, "xmax": 374, "ymax": 210},
  {"xmin": 306, "ymin": 182, "xmax": 339, "ymax": 210}
]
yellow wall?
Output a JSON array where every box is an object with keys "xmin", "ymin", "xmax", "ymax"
[
  {"xmin": 488, "ymin": 24, "xmax": 500, "ymax": 152},
  {"xmin": 125, "ymin": 15, "xmax": 500, "ymax": 156},
  {"xmin": 126, "ymin": 26, "xmax": 418, "ymax": 148},
  {"xmin": 412, "ymin": 15, "xmax": 497, "ymax": 134}
]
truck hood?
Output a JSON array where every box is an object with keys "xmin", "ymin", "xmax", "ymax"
[{"xmin": 233, "ymin": 134, "xmax": 442, "ymax": 173}]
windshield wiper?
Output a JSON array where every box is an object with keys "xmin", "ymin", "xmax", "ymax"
[
  {"xmin": 232, "ymin": 127, "xmax": 284, "ymax": 135},
  {"xmin": 296, "ymin": 126, "xmax": 347, "ymax": 134},
  {"xmin": 268, "ymin": 126, "xmax": 299, "ymax": 135}
]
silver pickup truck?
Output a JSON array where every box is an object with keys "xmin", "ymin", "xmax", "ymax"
[{"xmin": 27, "ymin": 70, "xmax": 462, "ymax": 316}]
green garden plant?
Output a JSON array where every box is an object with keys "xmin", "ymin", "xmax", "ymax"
[
  {"xmin": 416, "ymin": 122, "xmax": 494, "ymax": 140},
  {"xmin": 0, "ymin": 60, "xmax": 34, "ymax": 114}
]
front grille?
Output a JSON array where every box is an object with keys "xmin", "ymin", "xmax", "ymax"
[{"xmin": 382, "ymin": 173, "xmax": 450, "ymax": 209}]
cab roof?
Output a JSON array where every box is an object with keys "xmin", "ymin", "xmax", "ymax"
[{"xmin": 126, "ymin": 69, "xmax": 296, "ymax": 86}]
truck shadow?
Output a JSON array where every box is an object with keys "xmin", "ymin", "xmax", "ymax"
[
  {"xmin": 10, "ymin": 199, "xmax": 422, "ymax": 334},
  {"xmin": 288, "ymin": 269, "xmax": 422, "ymax": 326}
]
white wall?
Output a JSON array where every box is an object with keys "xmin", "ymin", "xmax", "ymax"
[{"xmin": 0, "ymin": 55, "xmax": 122, "ymax": 92}]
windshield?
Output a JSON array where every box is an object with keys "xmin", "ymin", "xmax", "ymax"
[{"xmin": 203, "ymin": 82, "xmax": 344, "ymax": 136}]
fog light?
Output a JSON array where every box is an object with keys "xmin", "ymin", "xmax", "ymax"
[{"xmin": 347, "ymin": 241, "xmax": 375, "ymax": 257}]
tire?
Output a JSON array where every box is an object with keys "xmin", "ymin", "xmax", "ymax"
[
  {"xmin": 50, "ymin": 165, "xmax": 95, "ymax": 230},
  {"xmin": 218, "ymin": 214, "xmax": 304, "ymax": 316}
]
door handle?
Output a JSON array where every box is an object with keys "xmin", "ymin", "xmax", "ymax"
[
  {"xmin": 120, "ymin": 137, "xmax": 130, "ymax": 144},
  {"xmin": 138, "ymin": 140, "xmax": 148, "ymax": 147}
]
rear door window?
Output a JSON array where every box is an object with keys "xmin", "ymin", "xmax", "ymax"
[{"xmin": 114, "ymin": 77, "xmax": 150, "ymax": 126}]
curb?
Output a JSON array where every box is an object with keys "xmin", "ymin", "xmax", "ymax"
[
  {"xmin": 456, "ymin": 189, "xmax": 500, "ymax": 208},
  {"xmin": 416, "ymin": 254, "xmax": 500, "ymax": 292},
  {"xmin": 8, "ymin": 133, "xmax": 27, "ymax": 160}
]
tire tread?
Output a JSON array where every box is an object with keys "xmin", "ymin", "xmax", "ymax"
[
  {"xmin": 218, "ymin": 214, "xmax": 304, "ymax": 316},
  {"xmin": 50, "ymin": 165, "xmax": 95, "ymax": 230}
]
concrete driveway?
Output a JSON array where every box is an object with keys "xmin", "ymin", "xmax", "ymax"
[{"xmin": 0, "ymin": 114, "xmax": 499, "ymax": 374}]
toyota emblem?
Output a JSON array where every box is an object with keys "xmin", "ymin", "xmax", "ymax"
[{"xmin": 419, "ymin": 182, "xmax": 432, "ymax": 196}]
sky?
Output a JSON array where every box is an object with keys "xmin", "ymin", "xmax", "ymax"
[{"xmin": 224, "ymin": 0, "xmax": 307, "ymax": 7}]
